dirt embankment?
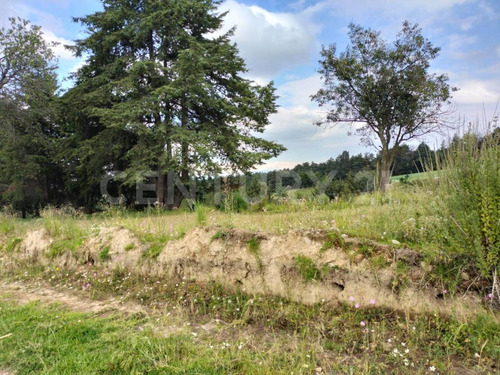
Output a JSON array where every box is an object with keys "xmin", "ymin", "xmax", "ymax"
[{"xmin": 1, "ymin": 226, "xmax": 483, "ymax": 316}]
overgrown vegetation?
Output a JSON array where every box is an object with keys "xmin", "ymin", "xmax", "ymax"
[
  {"xmin": 427, "ymin": 126, "xmax": 500, "ymax": 303},
  {"xmin": 1, "ymin": 271, "xmax": 499, "ymax": 374}
]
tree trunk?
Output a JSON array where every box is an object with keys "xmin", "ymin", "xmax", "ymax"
[
  {"xmin": 379, "ymin": 150, "xmax": 393, "ymax": 194},
  {"xmin": 156, "ymin": 168, "xmax": 165, "ymax": 206},
  {"xmin": 176, "ymin": 94, "xmax": 190, "ymax": 209}
]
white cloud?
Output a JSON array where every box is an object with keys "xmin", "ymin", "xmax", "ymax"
[
  {"xmin": 278, "ymin": 75, "xmax": 322, "ymax": 107},
  {"xmin": 453, "ymin": 80, "xmax": 500, "ymax": 104},
  {"xmin": 1, "ymin": 0, "xmax": 77, "ymax": 62},
  {"xmin": 262, "ymin": 74, "xmax": 368, "ymax": 166},
  {"xmin": 253, "ymin": 160, "xmax": 299, "ymax": 171},
  {"xmin": 42, "ymin": 30, "xmax": 76, "ymax": 61},
  {"xmin": 216, "ymin": 0, "xmax": 320, "ymax": 80},
  {"xmin": 315, "ymin": 0, "xmax": 470, "ymax": 17}
]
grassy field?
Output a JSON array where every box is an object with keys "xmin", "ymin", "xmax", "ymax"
[
  {"xmin": 0, "ymin": 183, "xmax": 445, "ymax": 249},
  {"xmin": 390, "ymin": 171, "xmax": 438, "ymax": 183},
  {"xmin": 1, "ymin": 279, "xmax": 499, "ymax": 374},
  {"xmin": 1, "ymin": 182, "xmax": 499, "ymax": 374}
]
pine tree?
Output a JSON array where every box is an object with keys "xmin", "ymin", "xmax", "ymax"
[
  {"xmin": 64, "ymin": 0, "xmax": 285, "ymax": 208},
  {"xmin": 0, "ymin": 18, "xmax": 59, "ymax": 217}
]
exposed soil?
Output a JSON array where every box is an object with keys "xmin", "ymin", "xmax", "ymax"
[
  {"xmin": 0, "ymin": 280, "xmax": 145, "ymax": 316},
  {"xmin": 1, "ymin": 226, "xmax": 486, "ymax": 317}
]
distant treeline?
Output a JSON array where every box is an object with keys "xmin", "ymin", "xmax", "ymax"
[{"xmin": 193, "ymin": 141, "xmax": 438, "ymax": 207}]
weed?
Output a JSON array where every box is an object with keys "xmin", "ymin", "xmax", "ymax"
[
  {"xmin": 428, "ymin": 128, "xmax": 500, "ymax": 290},
  {"xmin": 295, "ymin": 255, "xmax": 322, "ymax": 282},
  {"xmin": 211, "ymin": 229, "xmax": 229, "ymax": 242},
  {"xmin": 5, "ymin": 238, "xmax": 22, "ymax": 253},
  {"xmin": 247, "ymin": 236, "xmax": 263, "ymax": 271},
  {"xmin": 48, "ymin": 238, "xmax": 84, "ymax": 258},
  {"xmin": 124, "ymin": 243, "xmax": 135, "ymax": 251},
  {"xmin": 0, "ymin": 220, "xmax": 14, "ymax": 235},
  {"xmin": 142, "ymin": 243, "xmax": 164, "ymax": 258},
  {"xmin": 320, "ymin": 231, "xmax": 346, "ymax": 253},
  {"xmin": 369, "ymin": 255, "xmax": 390, "ymax": 270},
  {"xmin": 247, "ymin": 236, "xmax": 260, "ymax": 256},
  {"xmin": 357, "ymin": 241, "xmax": 376, "ymax": 257},
  {"xmin": 392, "ymin": 261, "xmax": 409, "ymax": 293},
  {"xmin": 195, "ymin": 204, "xmax": 208, "ymax": 226},
  {"xmin": 99, "ymin": 246, "xmax": 111, "ymax": 261}
]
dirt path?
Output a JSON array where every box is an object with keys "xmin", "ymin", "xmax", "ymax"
[
  {"xmin": 0, "ymin": 280, "xmax": 146, "ymax": 316},
  {"xmin": 0, "ymin": 279, "xmax": 279, "ymax": 344}
]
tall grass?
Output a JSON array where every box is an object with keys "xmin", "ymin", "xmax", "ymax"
[{"xmin": 429, "ymin": 121, "xmax": 500, "ymax": 302}]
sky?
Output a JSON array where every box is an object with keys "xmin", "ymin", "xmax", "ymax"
[{"xmin": 2, "ymin": 0, "xmax": 500, "ymax": 171}]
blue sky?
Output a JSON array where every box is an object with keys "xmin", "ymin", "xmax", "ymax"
[{"xmin": 2, "ymin": 0, "xmax": 500, "ymax": 171}]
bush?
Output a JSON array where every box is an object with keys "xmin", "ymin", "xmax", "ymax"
[
  {"xmin": 430, "ymin": 125, "xmax": 500, "ymax": 300},
  {"xmin": 220, "ymin": 191, "xmax": 248, "ymax": 213}
]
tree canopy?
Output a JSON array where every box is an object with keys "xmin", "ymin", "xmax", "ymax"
[
  {"xmin": 62, "ymin": 0, "xmax": 285, "ymax": 209},
  {"xmin": 0, "ymin": 18, "xmax": 60, "ymax": 217},
  {"xmin": 312, "ymin": 21, "xmax": 455, "ymax": 191}
]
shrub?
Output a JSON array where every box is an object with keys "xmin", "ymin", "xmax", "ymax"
[
  {"xmin": 429, "ymin": 125, "xmax": 500, "ymax": 301},
  {"xmin": 195, "ymin": 204, "xmax": 208, "ymax": 226},
  {"xmin": 220, "ymin": 191, "xmax": 248, "ymax": 213}
]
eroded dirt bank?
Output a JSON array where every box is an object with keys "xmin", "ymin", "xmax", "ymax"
[{"xmin": 0, "ymin": 226, "xmax": 484, "ymax": 316}]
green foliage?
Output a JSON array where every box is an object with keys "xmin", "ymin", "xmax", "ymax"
[
  {"xmin": 0, "ymin": 220, "xmax": 15, "ymax": 235},
  {"xmin": 357, "ymin": 241, "xmax": 376, "ymax": 257},
  {"xmin": 142, "ymin": 243, "xmax": 164, "ymax": 259},
  {"xmin": 295, "ymin": 255, "xmax": 322, "ymax": 282},
  {"xmin": 247, "ymin": 236, "xmax": 263, "ymax": 271},
  {"xmin": 99, "ymin": 246, "xmax": 111, "ymax": 261},
  {"xmin": 431, "ymin": 129, "xmax": 500, "ymax": 280},
  {"xmin": 392, "ymin": 261, "xmax": 409, "ymax": 293},
  {"xmin": 0, "ymin": 18, "xmax": 60, "ymax": 217},
  {"xmin": 211, "ymin": 229, "xmax": 229, "ymax": 242},
  {"xmin": 312, "ymin": 21, "xmax": 453, "ymax": 190},
  {"xmin": 221, "ymin": 191, "xmax": 249, "ymax": 213},
  {"xmin": 195, "ymin": 204, "xmax": 208, "ymax": 226},
  {"xmin": 48, "ymin": 238, "xmax": 84, "ymax": 258},
  {"xmin": 369, "ymin": 255, "xmax": 390, "ymax": 270},
  {"xmin": 5, "ymin": 238, "xmax": 22, "ymax": 253},
  {"xmin": 320, "ymin": 231, "xmax": 346, "ymax": 252},
  {"xmin": 247, "ymin": 236, "xmax": 260, "ymax": 256},
  {"xmin": 124, "ymin": 243, "xmax": 134, "ymax": 251},
  {"xmin": 63, "ymin": 0, "xmax": 285, "ymax": 209}
]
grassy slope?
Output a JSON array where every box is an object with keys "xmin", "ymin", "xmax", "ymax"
[
  {"xmin": 1, "ymin": 184, "xmax": 499, "ymax": 374},
  {"xmin": 1, "ymin": 285, "xmax": 499, "ymax": 374},
  {"xmin": 1, "ymin": 184, "xmax": 444, "ymax": 250}
]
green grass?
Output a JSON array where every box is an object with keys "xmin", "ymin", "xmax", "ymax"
[
  {"xmin": 390, "ymin": 171, "xmax": 437, "ymax": 182},
  {"xmin": 5, "ymin": 238, "xmax": 22, "ymax": 253},
  {"xmin": 48, "ymin": 238, "xmax": 84, "ymax": 258},
  {"xmin": 142, "ymin": 243, "xmax": 164, "ymax": 258},
  {"xmin": 295, "ymin": 255, "xmax": 322, "ymax": 282},
  {"xmin": 320, "ymin": 231, "xmax": 346, "ymax": 252},
  {"xmin": 0, "ymin": 275, "xmax": 499, "ymax": 374},
  {"xmin": 124, "ymin": 243, "xmax": 135, "ymax": 251},
  {"xmin": 247, "ymin": 236, "xmax": 260, "ymax": 256},
  {"xmin": 99, "ymin": 246, "xmax": 111, "ymax": 261}
]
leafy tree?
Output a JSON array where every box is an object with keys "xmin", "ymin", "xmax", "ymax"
[
  {"xmin": 312, "ymin": 21, "xmax": 455, "ymax": 192},
  {"xmin": 65, "ymin": 0, "xmax": 285, "ymax": 209},
  {"xmin": 0, "ymin": 18, "xmax": 59, "ymax": 217}
]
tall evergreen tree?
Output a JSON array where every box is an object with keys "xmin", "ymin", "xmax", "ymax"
[
  {"xmin": 64, "ymin": 0, "xmax": 285, "ymax": 208},
  {"xmin": 0, "ymin": 18, "xmax": 59, "ymax": 217}
]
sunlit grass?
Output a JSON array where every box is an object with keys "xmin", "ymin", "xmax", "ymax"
[{"xmin": 0, "ymin": 183, "xmax": 443, "ymax": 250}]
